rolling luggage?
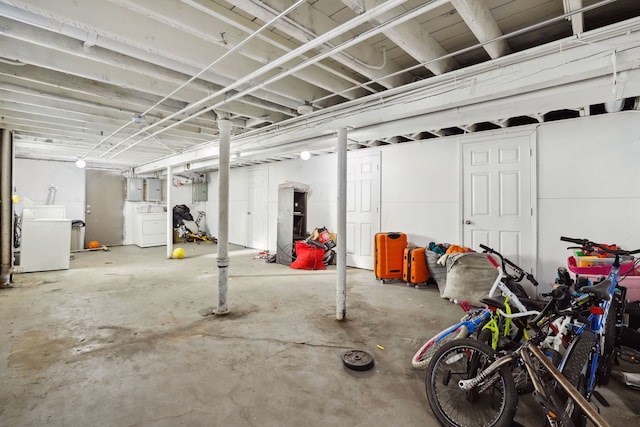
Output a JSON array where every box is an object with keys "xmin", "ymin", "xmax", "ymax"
[
  {"xmin": 374, "ymin": 232, "xmax": 407, "ymax": 283},
  {"xmin": 403, "ymin": 246, "xmax": 429, "ymax": 286}
]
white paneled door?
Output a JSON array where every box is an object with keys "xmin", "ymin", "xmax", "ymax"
[
  {"xmin": 462, "ymin": 132, "xmax": 536, "ymax": 273},
  {"xmin": 346, "ymin": 152, "xmax": 380, "ymax": 269},
  {"xmin": 247, "ymin": 167, "xmax": 269, "ymax": 250}
]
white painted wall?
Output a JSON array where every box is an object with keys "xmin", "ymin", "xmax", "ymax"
[
  {"xmin": 14, "ymin": 111, "xmax": 639, "ymax": 290},
  {"xmin": 14, "ymin": 159, "xmax": 85, "ymax": 220},
  {"xmin": 536, "ymin": 111, "xmax": 640, "ymax": 289},
  {"xmin": 202, "ymin": 111, "xmax": 640, "ymax": 293},
  {"xmin": 380, "ymin": 137, "xmax": 460, "ymax": 247}
]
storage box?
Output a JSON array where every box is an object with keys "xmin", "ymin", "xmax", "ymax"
[
  {"xmin": 567, "ymin": 256, "xmax": 634, "ymax": 276},
  {"xmin": 620, "ymin": 270, "xmax": 640, "ymax": 303},
  {"xmin": 573, "ymin": 251, "xmax": 634, "ymax": 268}
]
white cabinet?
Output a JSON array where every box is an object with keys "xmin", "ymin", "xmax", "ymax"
[{"xmin": 134, "ymin": 213, "xmax": 167, "ymax": 247}]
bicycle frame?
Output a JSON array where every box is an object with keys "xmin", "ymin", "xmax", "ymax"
[
  {"xmin": 412, "ymin": 249, "xmax": 542, "ymax": 368},
  {"xmin": 557, "ymin": 254, "xmax": 624, "ymax": 399},
  {"xmin": 458, "ymin": 340, "xmax": 610, "ymax": 427}
]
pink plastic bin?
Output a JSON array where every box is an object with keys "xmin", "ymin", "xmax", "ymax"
[
  {"xmin": 567, "ymin": 257, "xmax": 640, "ymax": 303},
  {"xmin": 620, "ymin": 271, "xmax": 640, "ymax": 303},
  {"xmin": 567, "ymin": 256, "xmax": 634, "ymax": 276}
]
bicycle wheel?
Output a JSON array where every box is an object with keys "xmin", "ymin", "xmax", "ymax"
[
  {"xmin": 598, "ymin": 298, "xmax": 618, "ymax": 385},
  {"xmin": 425, "ymin": 338, "xmax": 517, "ymax": 427},
  {"xmin": 559, "ymin": 331, "xmax": 595, "ymax": 427},
  {"xmin": 412, "ymin": 325, "xmax": 469, "ymax": 369}
]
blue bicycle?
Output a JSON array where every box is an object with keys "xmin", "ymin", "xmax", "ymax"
[{"xmin": 556, "ymin": 236, "xmax": 640, "ymax": 425}]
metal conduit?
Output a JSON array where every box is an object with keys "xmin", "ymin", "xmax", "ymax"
[
  {"xmin": 180, "ymin": 0, "xmax": 379, "ymax": 97},
  {"xmin": 102, "ymin": 0, "xmax": 413, "ymax": 160},
  {"xmin": 231, "ymin": 0, "xmax": 626, "ymax": 148},
  {"xmin": 82, "ymin": 0, "xmax": 308, "ymax": 159},
  {"xmin": 134, "ymin": 0, "xmax": 625, "ymax": 174},
  {"xmin": 1, "ymin": 129, "xmax": 13, "ymax": 286}
]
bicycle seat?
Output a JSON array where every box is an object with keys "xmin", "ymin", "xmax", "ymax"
[
  {"xmin": 480, "ymin": 297, "xmax": 511, "ymax": 312},
  {"xmin": 581, "ymin": 279, "xmax": 612, "ymax": 302}
]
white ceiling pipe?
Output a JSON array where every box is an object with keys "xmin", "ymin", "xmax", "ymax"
[
  {"xmin": 0, "ymin": 3, "xmax": 297, "ymax": 115},
  {"xmin": 604, "ymin": 99, "xmax": 624, "ymax": 112},
  {"xmin": 132, "ymin": 2, "xmax": 634, "ymax": 172},
  {"xmin": 134, "ymin": 34, "xmax": 640, "ymax": 174},
  {"xmin": 312, "ymin": 0, "xmax": 619, "ymax": 106},
  {"xmin": 231, "ymin": 16, "xmax": 640, "ymax": 153},
  {"xmin": 110, "ymin": 0, "xmax": 458, "ymax": 160},
  {"xmin": 99, "ymin": 0, "xmax": 413, "ymax": 160},
  {"xmin": 177, "ymin": 0, "xmax": 376, "ymax": 99}
]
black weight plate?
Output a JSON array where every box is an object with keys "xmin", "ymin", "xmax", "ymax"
[{"xmin": 342, "ymin": 349, "xmax": 375, "ymax": 371}]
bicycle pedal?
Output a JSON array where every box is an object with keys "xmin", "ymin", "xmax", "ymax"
[{"xmin": 592, "ymin": 390, "xmax": 610, "ymax": 407}]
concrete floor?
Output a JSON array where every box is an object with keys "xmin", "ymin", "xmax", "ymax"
[{"xmin": 1, "ymin": 244, "xmax": 638, "ymax": 426}]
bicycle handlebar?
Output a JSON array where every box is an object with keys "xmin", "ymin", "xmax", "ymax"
[
  {"xmin": 479, "ymin": 244, "xmax": 538, "ymax": 286},
  {"xmin": 560, "ymin": 236, "xmax": 640, "ymax": 256}
]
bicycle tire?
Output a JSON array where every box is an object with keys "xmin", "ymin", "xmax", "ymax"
[
  {"xmin": 425, "ymin": 338, "xmax": 517, "ymax": 427},
  {"xmin": 412, "ymin": 325, "xmax": 469, "ymax": 369},
  {"xmin": 559, "ymin": 331, "xmax": 595, "ymax": 427},
  {"xmin": 598, "ymin": 298, "xmax": 618, "ymax": 385}
]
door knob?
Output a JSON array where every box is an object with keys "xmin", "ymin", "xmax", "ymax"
[{"xmin": 464, "ymin": 220, "xmax": 472, "ymax": 225}]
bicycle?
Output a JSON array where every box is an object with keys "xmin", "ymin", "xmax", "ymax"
[
  {"xmin": 412, "ymin": 245, "xmax": 542, "ymax": 373},
  {"xmin": 552, "ymin": 236, "xmax": 640, "ymax": 424},
  {"xmin": 425, "ymin": 281, "xmax": 614, "ymax": 427}
]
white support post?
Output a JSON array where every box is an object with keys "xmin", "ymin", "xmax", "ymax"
[
  {"xmin": 166, "ymin": 165, "xmax": 173, "ymax": 259},
  {"xmin": 336, "ymin": 128, "xmax": 348, "ymax": 320},
  {"xmin": 1, "ymin": 129, "xmax": 13, "ymax": 286},
  {"xmin": 217, "ymin": 117, "xmax": 232, "ymax": 314}
]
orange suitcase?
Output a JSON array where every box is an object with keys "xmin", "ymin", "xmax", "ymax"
[
  {"xmin": 374, "ymin": 232, "xmax": 407, "ymax": 283},
  {"xmin": 403, "ymin": 246, "xmax": 429, "ymax": 286}
]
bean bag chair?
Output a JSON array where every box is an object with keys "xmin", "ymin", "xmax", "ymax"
[{"xmin": 290, "ymin": 241, "xmax": 326, "ymax": 270}]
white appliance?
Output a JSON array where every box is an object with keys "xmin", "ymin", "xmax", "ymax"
[
  {"xmin": 20, "ymin": 215, "xmax": 72, "ymax": 273},
  {"xmin": 22, "ymin": 205, "xmax": 66, "ymax": 219},
  {"xmin": 16, "ymin": 205, "xmax": 71, "ymax": 273}
]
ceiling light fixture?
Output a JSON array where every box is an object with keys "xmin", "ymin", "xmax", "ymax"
[
  {"xmin": 75, "ymin": 158, "xmax": 86, "ymax": 168},
  {"xmin": 297, "ymin": 102, "xmax": 314, "ymax": 115},
  {"xmin": 300, "ymin": 151, "xmax": 311, "ymax": 160}
]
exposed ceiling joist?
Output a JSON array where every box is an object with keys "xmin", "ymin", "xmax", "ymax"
[
  {"xmin": 340, "ymin": 0, "xmax": 457, "ymax": 75},
  {"xmin": 564, "ymin": 0, "xmax": 585, "ymax": 35},
  {"xmin": 450, "ymin": 0, "xmax": 511, "ymax": 59}
]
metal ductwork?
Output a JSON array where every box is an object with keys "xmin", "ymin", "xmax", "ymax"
[{"xmin": 1, "ymin": 129, "xmax": 14, "ymax": 286}]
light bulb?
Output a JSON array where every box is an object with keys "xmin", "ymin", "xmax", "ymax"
[
  {"xmin": 75, "ymin": 158, "xmax": 86, "ymax": 168},
  {"xmin": 300, "ymin": 151, "xmax": 311, "ymax": 160}
]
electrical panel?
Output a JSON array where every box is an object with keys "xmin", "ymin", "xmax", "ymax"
[
  {"xmin": 192, "ymin": 177, "xmax": 208, "ymax": 202},
  {"xmin": 144, "ymin": 178, "xmax": 162, "ymax": 202},
  {"xmin": 126, "ymin": 178, "xmax": 143, "ymax": 201}
]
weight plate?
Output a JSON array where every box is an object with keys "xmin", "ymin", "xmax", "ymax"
[{"xmin": 342, "ymin": 349, "xmax": 375, "ymax": 371}]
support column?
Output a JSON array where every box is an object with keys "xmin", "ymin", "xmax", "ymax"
[
  {"xmin": 336, "ymin": 128, "xmax": 348, "ymax": 320},
  {"xmin": 166, "ymin": 165, "xmax": 173, "ymax": 259},
  {"xmin": 1, "ymin": 129, "xmax": 14, "ymax": 286},
  {"xmin": 217, "ymin": 117, "xmax": 232, "ymax": 314}
]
